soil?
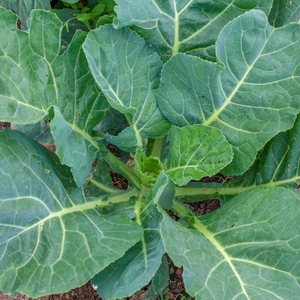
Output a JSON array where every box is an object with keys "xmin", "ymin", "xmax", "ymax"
[
  {"xmin": 0, "ymin": 122, "xmax": 11, "ymax": 130},
  {"xmin": 0, "ymin": 123, "xmax": 221, "ymax": 300}
]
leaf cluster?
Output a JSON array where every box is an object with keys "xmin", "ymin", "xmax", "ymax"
[{"xmin": 0, "ymin": 1, "xmax": 300, "ymax": 299}]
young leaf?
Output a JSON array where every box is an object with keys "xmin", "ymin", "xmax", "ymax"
[
  {"xmin": 83, "ymin": 24, "xmax": 171, "ymax": 152},
  {"xmin": 165, "ymin": 125, "xmax": 233, "ymax": 186},
  {"xmin": 135, "ymin": 149, "xmax": 163, "ymax": 185},
  {"xmin": 0, "ymin": 130, "xmax": 143, "ymax": 298},
  {"xmin": 159, "ymin": 187, "xmax": 300, "ymax": 299},
  {"xmin": 158, "ymin": 10, "xmax": 300, "ymax": 176},
  {"xmin": 0, "ymin": 8, "xmax": 109, "ymax": 186},
  {"xmin": 113, "ymin": 0, "xmax": 274, "ymax": 61}
]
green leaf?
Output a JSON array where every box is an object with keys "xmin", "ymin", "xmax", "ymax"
[
  {"xmin": 159, "ymin": 187, "xmax": 300, "ymax": 299},
  {"xmin": 158, "ymin": 10, "xmax": 300, "ymax": 175},
  {"xmin": 219, "ymin": 113, "xmax": 300, "ymax": 200},
  {"xmin": 0, "ymin": 8, "xmax": 50, "ymax": 123},
  {"xmin": 0, "ymin": 8, "xmax": 109, "ymax": 186},
  {"xmin": 0, "ymin": 0, "xmax": 51, "ymax": 29},
  {"xmin": 12, "ymin": 120, "xmax": 54, "ymax": 144},
  {"xmin": 84, "ymin": 159, "xmax": 119, "ymax": 197},
  {"xmin": 97, "ymin": 107, "xmax": 128, "ymax": 137},
  {"xmin": 269, "ymin": 0, "xmax": 300, "ymax": 27},
  {"xmin": 146, "ymin": 255, "xmax": 169, "ymax": 299},
  {"xmin": 83, "ymin": 24, "xmax": 171, "ymax": 152},
  {"xmin": 50, "ymin": 106, "xmax": 99, "ymax": 187},
  {"xmin": 93, "ymin": 175, "xmax": 173, "ymax": 300},
  {"xmin": 93, "ymin": 223, "xmax": 164, "ymax": 300},
  {"xmin": 0, "ymin": 130, "xmax": 143, "ymax": 298},
  {"xmin": 176, "ymin": 112, "xmax": 300, "ymax": 202},
  {"xmin": 52, "ymin": 8, "xmax": 89, "ymax": 53},
  {"xmin": 96, "ymin": 14, "xmax": 114, "ymax": 26},
  {"xmin": 165, "ymin": 125, "xmax": 233, "ymax": 186},
  {"xmin": 114, "ymin": 0, "xmax": 274, "ymax": 61},
  {"xmin": 134, "ymin": 149, "xmax": 163, "ymax": 185},
  {"xmin": 151, "ymin": 172, "xmax": 175, "ymax": 209}
]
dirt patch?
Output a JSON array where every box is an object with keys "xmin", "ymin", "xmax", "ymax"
[{"xmin": 0, "ymin": 122, "xmax": 11, "ymax": 130}]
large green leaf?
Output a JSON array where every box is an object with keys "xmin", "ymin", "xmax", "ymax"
[
  {"xmin": 92, "ymin": 173, "xmax": 173, "ymax": 299},
  {"xmin": 0, "ymin": 8, "xmax": 109, "ymax": 186},
  {"xmin": 83, "ymin": 24, "xmax": 171, "ymax": 152},
  {"xmin": 160, "ymin": 187, "xmax": 300, "ymax": 299},
  {"xmin": 0, "ymin": 0, "xmax": 51, "ymax": 29},
  {"xmin": 0, "ymin": 130, "xmax": 143, "ymax": 298},
  {"xmin": 166, "ymin": 125, "xmax": 233, "ymax": 186},
  {"xmin": 269, "ymin": 0, "xmax": 300, "ymax": 27},
  {"xmin": 176, "ymin": 113, "xmax": 300, "ymax": 202},
  {"xmin": 158, "ymin": 10, "xmax": 300, "ymax": 175},
  {"xmin": 113, "ymin": 0, "xmax": 274, "ymax": 61},
  {"xmin": 219, "ymin": 112, "xmax": 300, "ymax": 200}
]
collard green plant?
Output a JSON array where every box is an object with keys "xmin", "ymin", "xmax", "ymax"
[{"xmin": 0, "ymin": 1, "xmax": 300, "ymax": 299}]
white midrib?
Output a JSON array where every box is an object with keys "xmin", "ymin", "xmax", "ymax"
[
  {"xmin": 166, "ymin": 165, "xmax": 206, "ymax": 174},
  {"xmin": 171, "ymin": 0, "xmax": 234, "ymax": 56},
  {"xmin": 1, "ymin": 189, "xmax": 138, "ymax": 245},
  {"xmin": 193, "ymin": 218, "xmax": 250, "ymax": 299},
  {"xmin": 172, "ymin": 1, "xmax": 180, "ymax": 56},
  {"xmin": 202, "ymin": 38, "xmax": 269, "ymax": 127},
  {"xmin": 175, "ymin": 175, "xmax": 300, "ymax": 199}
]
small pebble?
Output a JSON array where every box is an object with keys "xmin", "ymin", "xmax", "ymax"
[{"xmin": 175, "ymin": 268, "xmax": 183, "ymax": 275}]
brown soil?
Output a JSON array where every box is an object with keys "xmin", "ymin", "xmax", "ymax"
[
  {"xmin": 0, "ymin": 122, "xmax": 11, "ymax": 130},
  {"xmin": 0, "ymin": 124, "xmax": 221, "ymax": 300}
]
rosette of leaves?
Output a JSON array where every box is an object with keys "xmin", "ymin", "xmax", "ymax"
[{"xmin": 1, "ymin": 2, "xmax": 300, "ymax": 300}]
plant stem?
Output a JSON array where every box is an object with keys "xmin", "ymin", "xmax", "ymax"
[
  {"xmin": 104, "ymin": 151, "xmax": 141, "ymax": 189},
  {"xmin": 94, "ymin": 187, "xmax": 139, "ymax": 207},
  {"xmin": 31, "ymin": 188, "xmax": 140, "ymax": 226},
  {"xmin": 125, "ymin": 113, "xmax": 133, "ymax": 126},
  {"xmin": 175, "ymin": 185, "xmax": 221, "ymax": 199},
  {"xmin": 148, "ymin": 137, "xmax": 164, "ymax": 158},
  {"xmin": 88, "ymin": 178, "xmax": 119, "ymax": 194},
  {"xmin": 175, "ymin": 184, "xmax": 260, "ymax": 200},
  {"xmin": 171, "ymin": 199, "xmax": 194, "ymax": 218},
  {"xmin": 134, "ymin": 184, "xmax": 150, "ymax": 225}
]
